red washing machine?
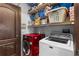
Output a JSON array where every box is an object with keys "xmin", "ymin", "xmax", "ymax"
[{"xmin": 23, "ymin": 33, "xmax": 45, "ymax": 56}]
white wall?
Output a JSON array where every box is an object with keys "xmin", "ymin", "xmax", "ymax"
[
  {"xmin": 19, "ymin": 4, "xmax": 34, "ymax": 34},
  {"xmin": 12, "ymin": 3, "xmax": 34, "ymax": 55},
  {"xmin": 35, "ymin": 25, "xmax": 74, "ymax": 36},
  {"xmin": 13, "ymin": 3, "xmax": 34, "ymax": 34}
]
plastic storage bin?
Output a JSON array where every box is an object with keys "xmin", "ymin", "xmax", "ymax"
[
  {"xmin": 59, "ymin": 3, "xmax": 73, "ymax": 9},
  {"xmin": 51, "ymin": 4, "xmax": 60, "ymax": 9},
  {"xmin": 28, "ymin": 3, "xmax": 38, "ymax": 7},
  {"xmin": 30, "ymin": 14, "xmax": 35, "ymax": 21},
  {"xmin": 41, "ymin": 18, "xmax": 48, "ymax": 24},
  {"xmin": 48, "ymin": 7, "xmax": 68, "ymax": 23},
  {"xmin": 69, "ymin": 6, "xmax": 74, "ymax": 21},
  {"xmin": 38, "ymin": 9, "xmax": 46, "ymax": 19}
]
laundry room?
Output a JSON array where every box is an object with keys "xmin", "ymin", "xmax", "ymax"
[
  {"xmin": 20, "ymin": 3, "xmax": 75, "ymax": 56},
  {"xmin": 0, "ymin": 3, "xmax": 79, "ymax": 56}
]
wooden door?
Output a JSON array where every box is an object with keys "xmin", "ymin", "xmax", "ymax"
[
  {"xmin": 0, "ymin": 4, "xmax": 21, "ymax": 56},
  {"xmin": 74, "ymin": 3, "xmax": 79, "ymax": 55}
]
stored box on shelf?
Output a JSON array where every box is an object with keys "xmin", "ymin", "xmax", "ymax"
[
  {"xmin": 41, "ymin": 18, "xmax": 48, "ymax": 24},
  {"xmin": 48, "ymin": 7, "xmax": 68, "ymax": 23}
]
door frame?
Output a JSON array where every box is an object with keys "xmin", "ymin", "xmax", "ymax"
[{"xmin": 74, "ymin": 3, "xmax": 79, "ymax": 55}]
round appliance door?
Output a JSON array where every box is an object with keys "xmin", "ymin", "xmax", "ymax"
[{"xmin": 23, "ymin": 41, "xmax": 31, "ymax": 56}]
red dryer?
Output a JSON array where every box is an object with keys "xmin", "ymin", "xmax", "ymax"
[{"xmin": 23, "ymin": 33, "xmax": 45, "ymax": 56}]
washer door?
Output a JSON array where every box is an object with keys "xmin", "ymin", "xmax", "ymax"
[{"xmin": 23, "ymin": 41, "xmax": 31, "ymax": 56}]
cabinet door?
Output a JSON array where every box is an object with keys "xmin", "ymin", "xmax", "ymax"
[
  {"xmin": 39, "ymin": 42, "xmax": 74, "ymax": 56},
  {"xmin": 74, "ymin": 3, "xmax": 79, "ymax": 55},
  {"xmin": 39, "ymin": 42, "xmax": 58, "ymax": 56}
]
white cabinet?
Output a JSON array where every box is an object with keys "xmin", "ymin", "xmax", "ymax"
[{"xmin": 39, "ymin": 42, "xmax": 74, "ymax": 56}]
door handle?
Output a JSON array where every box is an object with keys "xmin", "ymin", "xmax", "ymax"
[{"xmin": 16, "ymin": 34, "xmax": 19, "ymax": 37}]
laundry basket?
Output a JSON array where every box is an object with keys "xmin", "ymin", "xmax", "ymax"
[{"xmin": 48, "ymin": 7, "xmax": 68, "ymax": 23}]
